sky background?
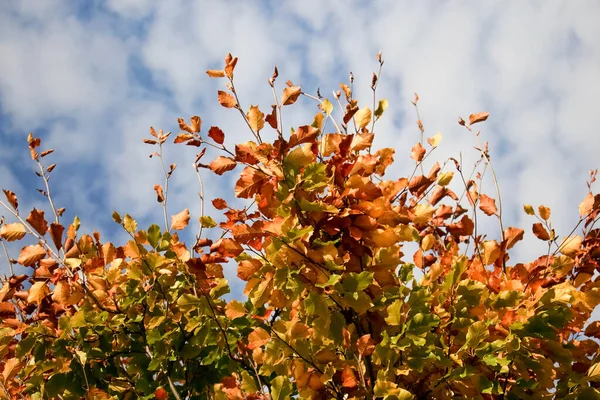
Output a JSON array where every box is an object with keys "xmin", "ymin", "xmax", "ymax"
[{"xmin": 1, "ymin": 1, "xmax": 599, "ymax": 306}]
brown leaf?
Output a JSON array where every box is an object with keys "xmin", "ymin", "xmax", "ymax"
[
  {"xmin": 154, "ymin": 184, "xmax": 165, "ymax": 202},
  {"xmin": 206, "ymin": 69, "xmax": 225, "ymax": 78},
  {"xmin": 532, "ymin": 223, "xmax": 550, "ymax": 241},
  {"xmin": 238, "ymin": 259, "xmax": 261, "ymax": 280},
  {"xmin": 289, "ymin": 125, "xmax": 319, "ymax": 148},
  {"xmin": 2, "ymin": 189, "xmax": 18, "ymax": 210},
  {"xmin": 356, "ymin": 334, "xmax": 376, "ymax": 357},
  {"xmin": 218, "ymin": 91, "xmax": 237, "ymax": 108},
  {"xmin": 49, "ymin": 223, "xmax": 65, "ymax": 251},
  {"xmin": 479, "ymin": 194, "xmax": 498, "ymax": 216},
  {"xmin": 190, "ymin": 116, "xmax": 201, "ymax": 133},
  {"xmin": 469, "ymin": 112, "xmax": 489, "ymax": 125},
  {"xmin": 282, "ymin": 86, "xmax": 302, "ymax": 106},
  {"xmin": 26, "ymin": 208, "xmax": 48, "ymax": 236},
  {"xmin": 178, "ymin": 117, "xmax": 193, "ymax": 134},
  {"xmin": 410, "ymin": 142, "xmax": 425, "ymax": 162},
  {"xmin": 171, "ymin": 209, "xmax": 190, "ymax": 230},
  {"xmin": 18, "ymin": 244, "xmax": 46, "ymax": 266},
  {"xmin": 235, "ymin": 167, "xmax": 269, "ymax": 199},
  {"xmin": 209, "ymin": 156, "xmax": 237, "ymax": 175},
  {"xmin": 341, "ymin": 366, "xmax": 358, "ymax": 388},
  {"xmin": 52, "ymin": 280, "xmax": 70, "ymax": 305},
  {"xmin": 247, "ymin": 106, "xmax": 265, "ymax": 132},
  {"xmin": 208, "ymin": 126, "xmax": 225, "ymax": 144},
  {"xmin": 0, "ymin": 223, "xmax": 26, "ymax": 242},
  {"xmin": 585, "ymin": 321, "xmax": 600, "ymax": 339},
  {"xmin": 211, "ymin": 238, "xmax": 243, "ymax": 258},
  {"xmin": 212, "ymin": 198, "xmax": 228, "ymax": 210}
]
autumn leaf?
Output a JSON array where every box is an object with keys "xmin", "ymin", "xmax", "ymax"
[
  {"xmin": 354, "ymin": 107, "xmax": 372, "ymax": 129},
  {"xmin": 410, "ymin": 143, "xmax": 425, "ymax": 162},
  {"xmin": 225, "ymin": 300, "xmax": 247, "ymax": 319},
  {"xmin": 247, "ymin": 327, "xmax": 270, "ymax": 350},
  {"xmin": 282, "ymin": 86, "xmax": 302, "ymax": 106},
  {"xmin": 49, "ymin": 223, "xmax": 65, "ymax": 251},
  {"xmin": 579, "ymin": 192, "xmax": 594, "ymax": 217},
  {"xmin": 558, "ymin": 235, "xmax": 582, "ymax": 257},
  {"xmin": 427, "ymin": 132, "xmax": 442, "ymax": 147},
  {"xmin": 0, "ymin": 223, "xmax": 26, "ymax": 242},
  {"xmin": 2, "ymin": 189, "xmax": 18, "ymax": 210},
  {"xmin": 18, "ymin": 244, "xmax": 46, "ymax": 266},
  {"xmin": 234, "ymin": 167, "xmax": 269, "ymax": 199},
  {"xmin": 374, "ymin": 99, "xmax": 388, "ymax": 118},
  {"xmin": 247, "ymin": 106, "xmax": 265, "ymax": 132},
  {"xmin": 27, "ymin": 281, "xmax": 50, "ymax": 304},
  {"xmin": 171, "ymin": 209, "xmax": 190, "ymax": 230},
  {"xmin": 349, "ymin": 132, "xmax": 374, "ymax": 152},
  {"xmin": 479, "ymin": 194, "xmax": 498, "ymax": 216},
  {"xmin": 504, "ymin": 227, "xmax": 524, "ymax": 250},
  {"xmin": 123, "ymin": 214, "xmax": 137, "ymax": 233},
  {"xmin": 2, "ymin": 358, "xmax": 23, "ymax": 385},
  {"xmin": 27, "ymin": 208, "xmax": 48, "ymax": 236},
  {"xmin": 238, "ymin": 259, "xmax": 261, "ymax": 281},
  {"xmin": 212, "ymin": 198, "xmax": 228, "ymax": 210},
  {"xmin": 357, "ymin": 334, "xmax": 375, "ymax": 357},
  {"xmin": 52, "ymin": 280, "xmax": 70, "ymax": 305},
  {"xmin": 218, "ymin": 91, "xmax": 237, "ymax": 108},
  {"xmin": 321, "ymin": 98, "xmax": 333, "ymax": 115},
  {"xmin": 208, "ymin": 126, "xmax": 225, "ymax": 144},
  {"xmin": 341, "ymin": 366, "xmax": 358, "ymax": 388},
  {"xmin": 532, "ymin": 223, "xmax": 550, "ymax": 241},
  {"xmin": 154, "ymin": 184, "xmax": 165, "ymax": 202},
  {"xmin": 483, "ymin": 240, "xmax": 501, "ymax": 265},
  {"xmin": 538, "ymin": 205, "xmax": 551, "ymax": 220},
  {"xmin": 469, "ymin": 112, "xmax": 489, "ymax": 125},
  {"xmin": 209, "ymin": 156, "xmax": 237, "ymax": 175},
  {"xmin": 265, "ymin": 106, "xmax": 278, "ymax": 129},
  {"xmin": 206, "ymin": 69, "xmax": 225, "ymax": 78}
]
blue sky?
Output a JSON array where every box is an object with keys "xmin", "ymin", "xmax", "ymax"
[{"xmin": 1, "ymin": 1, "xmax": 600, "ymax": 301}]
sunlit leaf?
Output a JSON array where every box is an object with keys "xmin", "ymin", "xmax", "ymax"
[
  {"xmin": 532, "ymin": 223, "xmax": 550, "ymax": 241},
  {"xmin": 171, "ymin": 209, "xmax": 190, "ymax": 230},
  {"xmin": 0, "ymin": 223, "xmax": 26, "ymax": 242},
  {"xmin": 282, "ymin": 86, "xmax": 302, "ymax": 106},
  {"xmin": 479, "ymin": 194, "xmax": 498, "ymax": 216},
  {"xmin": 469, "ymin": 112, "xmax": 489, "ymax": 125},
  {"xmin": 354, "ymin": 107, "xmax": 372, "ymax": 129},
  {"xmin": 247, "ymin": 105, "xmax": 265, "ymax": 132},
  {"xmin": 209, "ymin": 156, "xmax": 237, "ymax": 175},
  {"xmin": 18, "ymin": 244, "xmax": 46, "ymax": 266},
  {"xmin": 374, "ymin": 99, "xmax": 388, "ymax": 118},
  {"xmin": 27, "ymin": 281, "xmax": 50, "ymax": 305},
  {"xmin": 218, "ymin": 91, "xmax": 237, "ymax": 108}
]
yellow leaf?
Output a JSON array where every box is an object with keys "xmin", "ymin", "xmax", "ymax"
[
  {"xmin": 523, "ymin": 204, "xmax": 535, "ymax": 215},
  {"xmin": 354, "ymin": 107, "xmax": 372, "ymax": 129},
  {"xmin": 558, "ymin": 235, "xmax": 582, "ymax": 257},
  {"xmin": 27, "ymin": 281, "xmax": 50, "ymax": 305},
  {"xmin": 0, "ymin": 222, "xmax": 26, "ymax": 242},
  {"xmin": 482, "ymin": 240, "xmax": 501, "ymax": 265},
  {"xmin": 374, "ymin": 99, "xmax": 388, "ymax": 118},
  {"xmin": 123, "ymin": 214, "xmax": 137, "ymax": 233},
  {"xmin": 321, "ymin": 98, "xmax": 333, "ymax": 115},
  {"xmin": 286, "ymin": 143, "xmax": 315, "ymax": 166},
  {"xmin": 437, "ymin": 171, "xmax": 453, "ymax": 186},
  {"xmin": 247, "ymin": 105, "xmax": 265, "ymax": 132},
  {"xmin": 413, "ymin": 203, "xmax": 434, "ymax": 224},
  {"xmin": 396, "ymin": 225, "xmax": 419, "ymax": 242},
  {"xmin": 588, "ymin": 362, "xmax": 600, "ymax": 377},
  {"xmin": 421, "ymin": 233, "xmax": 435, "ymax": 251},
  {"xmin": 369, "ymin": 228, "xmax": 399, "ymax": 247},
  {"xmin": 427, "ymin": 132, "xmax": 442, "ymax": 147}
]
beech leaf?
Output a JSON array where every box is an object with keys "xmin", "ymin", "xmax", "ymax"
[
  {"xmin": 0, "ymin": 223, "xmax": 26, "ymax": 242},
  {"xmin": 532, "ymin": 223, "xmax": 550, "ymax": 241},
  {"xmin": 18, "ymin": 244, "xmax": 46, "ymax": 266},
  {"xmin": 218, "ymin": 91, "xmax": 237, "ymax": 108},
  {"xmin": 209, "ymin": 156, "xmax": 237, "ymax": 175},
  {"xmin": 247, "ymin": 105, "xmax": 265, "ymax": 132},
  {"xmin": 171, "ymin": 209, "xmax": 191, "ymax": 230},
  {"xmin": 479, "ymin": 194, "xmax": 498, "ymax": 216},
  {"xmin": 354, "ymin": 107, "xmax": 372, "ymax": 129},
  {"xmin": 208, "ymin": 126, "xmax": 225, "ymax": 144},
  {"xmin": 469, "ymin": 112, "xmax": 489, "ymax": 125},
  {"xmin": 282, "ymin": 86, "xmax": 302, "ymax": 106}
]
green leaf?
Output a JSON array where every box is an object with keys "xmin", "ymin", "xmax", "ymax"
[
  {"xmin": 385, "ymin": 300, "xmax": 403, "ymax": 326},
  {"xmin": 374, "ymin": 99, "xmax": 389, "ymax": 118},
  {"xmin": 270, "ymin": 376, "xmax": 292, "ymax": 400},
  {"xmin": 148, "ymin": 224, "xmax": 161, "ymax": 248},
  {"xmin": 200, "ymin": 216, "xmax": 217, "ymax": 228},
  {"xmin": 16, "ymin": 334, "xmax": 36, "ymax": 358},
  {"xmin": 123, "ymin": 214, "xmax": 137, "ymax": 233},
  {"xmin": 465, "ymin": 321, "xmax": 489, "ymax": 349}
]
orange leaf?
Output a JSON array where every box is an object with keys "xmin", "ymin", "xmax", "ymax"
[
  {"xmin": 2, "ymin": 189, "xmax": 18, "ymax": 210},
  {"xmin": 27, "ymin": 281, "xmax": 50, "ymax": 304},
  {"xmin": 247, "ymin": 105, "xmax": 265, "ymax": 132},
  {"xmin": 218, "ymin": 91, "xmax": 237, "ymax": 108},
  {"xmin": 469, "ymin": 112, "xmax": 489, "ymax": 125},
  {"xmin": 225, "ymin": 300, "xmax": 247, "ymax": 319},
  {"xmin": 247, "ymin": 327, "xmax": 270, "ymax": 350},
  {"xmin": 265, "ymin": 106, "xmax": 278, "ymax": 130},
  {"xmin": 206, "ymin": 69, "xmax": 225, "ymax": 78},
  {"xmin": 289, "ymin": 125, "xmax": 319, "ymax": 148},
  {"xmin": 52, "ymin": 280, "xmax": 70, "ymax": 305},
  {"xmin": 18, "ymin": 244, "xmax": 46, "ymax": 266},
  {"xmin": 178, "ymin": 117, "xmax": 193, "ymax": 134},
  {"xmin": 357, "ymin": 334, "xmax": 375, "ymax": 357},
  {"xmin": 2, "ymin": 358, "xmax": 23, "ymax": 385},
  {"xmin": 410, "ymin": 142, "xmax": 425, "ymax": 162},
  {"xmin": 171, "ymin": 209, "xmax": 190, "ymax": 230},
  {"xmin": 349, "ymin": 132, "xmax": 374, "ymax": 152},
  {"xmin": 282, "ymin": 86, "xmax": 302, "ymax": 106},
  {"xmin": 238, "ymin": 259, "xmax": 261, "ymax": 280},
  {"xmin": 209, "ymin": 156, "xmax": 237, "ymax": 175},
  {"xmin": 211, "ymin": 238, "xmax": 243, "ymax": 258},
  {"xmin": 154, "ymin": 386, "xmax": 169, "ymax": 400},
  {"xmin": 234, "ymin": 167, "xmax": 269, "ymax": 199},
  {"xmin": 478, "ymin": 194, "xmax": 498, "ymax": 216},
  {"xmin": 208, "ymin": 126, "xmax": 225, "ymax": 144},
  {"xmin": 532, "ymin": 223, "xmax": 550, "ymax": 241},
  {"xmin": 341, "ymin": 365, "xmax": 358, "ymax": 388},
  {"xmin": 27, "ymin": 208, "xmax": 48, "ymax": 236},
  {"xmin": 579, "ymin": 192, "xmax": 595, "ymax": 217},
  {"xmin": 503, "ymin": 227, "xmax": 524, "ymax": 250},
  {"xmin": 0, "ymin": 223, "xmax": 26, "ymax": 242},
  {"xmin": 538, "ymin": 205, "xmax": 551, "ymax": 220}
]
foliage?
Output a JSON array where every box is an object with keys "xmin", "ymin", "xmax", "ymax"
[{"xmin": 1, "ymin": 53, "xmax": 600, "ymax": 400}]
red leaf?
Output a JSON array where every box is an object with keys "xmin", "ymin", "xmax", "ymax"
[
  {"xmin": 469, "ymin": 112, "xmax": 489, "ymax": 125},
  {"xmin": 212, "ymin": 198, "xmax": 228, "ymax": 210},
  {"xmin": 208, "ymin": 126, "xmax": 225, "ymax": 144},
  {"xmin": 289, "ymin": 125, "xmax": 319, "ymax": 148},
  {"xmin": 532, "ymin": 223, "xmax": 550, "ymax": 241},
  {"xmin": 209, "ymin": 156, "xmax": 237, "ymax": 175}
]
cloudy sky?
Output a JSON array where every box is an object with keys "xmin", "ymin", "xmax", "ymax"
[{"xmin": 1, "ymin": 1, "xmax": 599, "ymax": 299}]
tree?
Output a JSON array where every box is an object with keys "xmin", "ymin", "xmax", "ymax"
[{"xmin": 1, "ymin": 53, "xmax": 600, "ymax": 400}]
